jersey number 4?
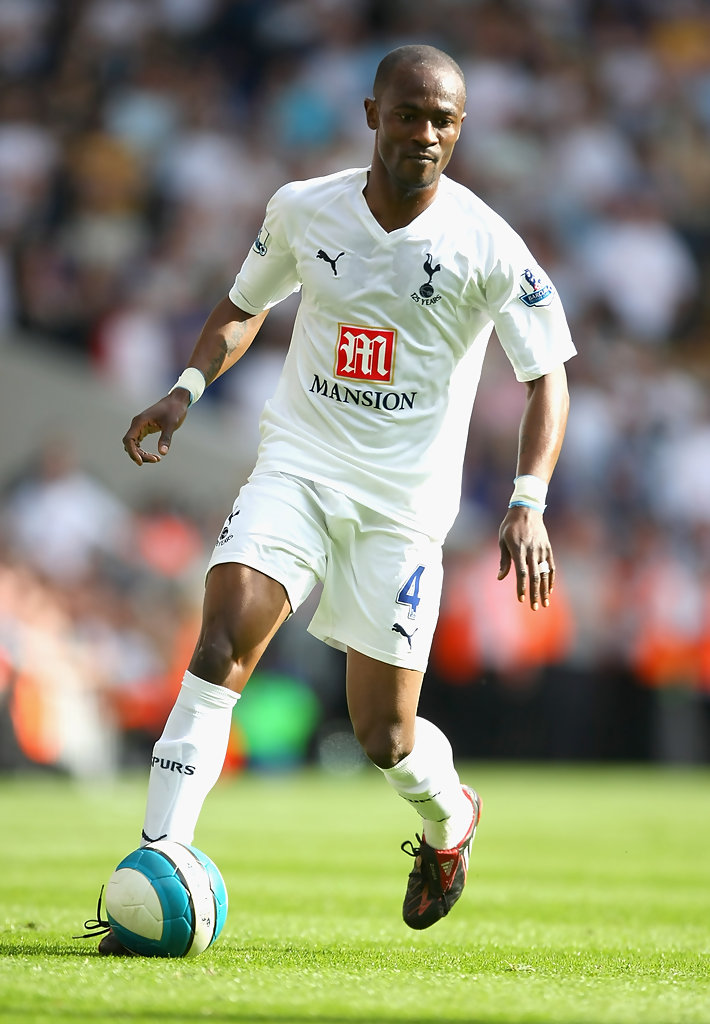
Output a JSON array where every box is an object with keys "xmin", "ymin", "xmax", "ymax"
[{"xmin": 396, "ymin": 565, "xmax": 425, "ymax": 620}]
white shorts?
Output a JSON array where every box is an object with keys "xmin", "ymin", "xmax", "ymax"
[{"xmin": 206, "ymin": 471, "xmax": 443, "ymax": 671}]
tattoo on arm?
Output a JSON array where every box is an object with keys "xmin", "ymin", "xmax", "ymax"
[
  {"xmin": 204, "ymin": 345, "xmax": 228, "ymax": 384},
  {"xmin": 225, "ymin": 319, "xmax": 254, "ymax": 356},
  {"xmin": 203, "ymin": 322, "xmax": 252, "ymax": 383}
]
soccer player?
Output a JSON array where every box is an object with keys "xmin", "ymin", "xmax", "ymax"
[{"xmin": 101, "ymin": 44, "xmax": 574, "ymax": 951}]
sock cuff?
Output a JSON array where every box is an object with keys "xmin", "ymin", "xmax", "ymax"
[
  {"xmin": 380, "ymin": 717, "xmax": 453, "ymax": 788},
  {"xmin": 381, "ymin": 746, "xmax": 419, "ymax": 786},
  {"xmin": 180, "ymin": 670, "xmax": 241, "ymax": 710}
]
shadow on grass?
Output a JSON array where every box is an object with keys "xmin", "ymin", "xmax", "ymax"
[
  {"xmin": 0, "ymin": 1010, "xmax": 481, "ymax": 1024},
  {"xmin": 0, "ymin": 937, "xmax": 490, "ymax": 1023},
  {"xmin": 0, "ymin": 937, "xmax": 487, "ymax": 974},
  {"xmin": 0, "ymin": 939, "xmax": 106, "ymax": 958}
]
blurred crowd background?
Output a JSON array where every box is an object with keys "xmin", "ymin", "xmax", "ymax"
[{"xmin": 2, "ymin": 0, "xmax": 710, "ymax": 778}]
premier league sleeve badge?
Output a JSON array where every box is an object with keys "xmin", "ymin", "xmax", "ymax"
[{"xmin": 518, "ymin": 267, "xmax": 554, "ymax": 307}]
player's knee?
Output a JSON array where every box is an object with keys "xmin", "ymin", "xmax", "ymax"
[
  {"xmin": 354, "ymin": 720, "xmax": 412, "ymax": 769},
  {"xmin": 189, "ymin": 628, "xmax": 238, "ymax": 687}
]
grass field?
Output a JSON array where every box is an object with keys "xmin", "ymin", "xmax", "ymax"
[{"xmin": 1, "ymin": 764, "xmax": 708, "ymax": 1024}]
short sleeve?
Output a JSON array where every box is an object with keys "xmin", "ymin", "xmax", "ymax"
[
  {"xmin": 229, "ymin": 186, "xmax": 302, "ymax": 314},
  {"xmin": 483, "ymin": 233, "xmax": 576, "ymax": 381}
]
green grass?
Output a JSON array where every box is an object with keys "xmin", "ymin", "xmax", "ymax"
[{"xmin": 1, "ymin": 765, "xmax": 709, "ymax": 1023}]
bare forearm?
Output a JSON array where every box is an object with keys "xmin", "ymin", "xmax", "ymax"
[
  {"xmin": 186, "ymin": 297, "xmax": 269, "ymax": 386},
  {"xmin": 496, "ymin": 363, "xmax": 569, "ymax": 609},
  {"xmin": 516, "ymin": 363, "xmax": 569, "ymax": 482},
  {"xmin": 122, "ymin": 298, "xmax": 269, "ymax": 465}
]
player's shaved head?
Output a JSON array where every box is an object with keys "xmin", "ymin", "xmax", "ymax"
[{"xmin": 373, "ymin": 45, "xmax": 466, "ymax": 104}]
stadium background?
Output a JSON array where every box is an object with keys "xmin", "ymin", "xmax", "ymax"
[{"xmin": 1, "ymin": 0, "xmax": 709, "ymax": 779}]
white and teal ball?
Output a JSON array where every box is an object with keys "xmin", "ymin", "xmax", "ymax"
[{"xmin": 104, "ymin": 840, "xmax": 228, "ymax": 958}]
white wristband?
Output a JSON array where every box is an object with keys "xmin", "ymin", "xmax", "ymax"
[
  {"xmin": 509, "ymin": 474, "xmax": 548, "ymax": 514},
  {"xmin": 169, "ymin": 367, "xmax": 206, "ymax": 406}
]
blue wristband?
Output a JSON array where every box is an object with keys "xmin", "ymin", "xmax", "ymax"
[{"xmin": 508, "ymin": 499, "xmax": 546, "ymax": 514}]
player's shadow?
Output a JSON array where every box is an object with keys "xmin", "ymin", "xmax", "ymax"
[
  {"xmin": 1, "ymin": 1010, "xmax": 481, "ymax": 1024},
  {"xmin": 0, "ymin": 940, "xmax": 489, "ymax": 1024}
]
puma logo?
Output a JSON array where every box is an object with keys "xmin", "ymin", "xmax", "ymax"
[
  {"xmin": 392, "ymin": 623, "xmax": 418, "ymax": 649},
  {"xmin": 316, "ymin": 249, "xmax": 345, "ymax": 276},
  {"xmin": 141, "ymin": 829, "xmax": 167, "ymax": 845}
]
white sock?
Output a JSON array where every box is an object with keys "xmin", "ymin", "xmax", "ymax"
[
  {"xmin": 141, "ymin": 671, "xmax": 240, "ymax": 847},
  {"xmin": 380, "ymin": 717, "xmax": 472, "ymax": 850}
]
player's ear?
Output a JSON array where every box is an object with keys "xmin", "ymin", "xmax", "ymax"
[{"xmin": 364, "ymin": 97, "xmax": 379, "ymax": 130}]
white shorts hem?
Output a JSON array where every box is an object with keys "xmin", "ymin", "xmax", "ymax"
[
  {"xmin": 307, "ymin": 624, "xmax": 429, "ymax": 673},
  {"xmin": 206, "ymin": 551, "xmax": 298, "ymax": 612}
]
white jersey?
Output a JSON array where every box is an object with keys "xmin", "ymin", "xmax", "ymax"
[{"xmin": 229, "ymin": 167, "xmax": 575, "ymax": 541}]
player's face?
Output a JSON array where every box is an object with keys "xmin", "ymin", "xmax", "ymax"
[{"xmin": 366, "ymin": 64, "xmax": 466, "ymax": 193}]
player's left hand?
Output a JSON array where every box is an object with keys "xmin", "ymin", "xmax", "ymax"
[
  {"xmin": 122, "ymin": 391, "xmax": 190, "ymax": 466},
  {"xmin": 497, "ymin": 506, "xmax": 554, "ymax": 610}
]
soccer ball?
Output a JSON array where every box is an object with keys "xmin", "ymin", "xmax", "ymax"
[{"xmin": 104, "ymin": 840, "xmax": 228, "ymax": 958}]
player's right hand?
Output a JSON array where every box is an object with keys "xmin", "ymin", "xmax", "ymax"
[{"xmin": 122, "ymin": 391, "xmax": 190, "ymax": 466}]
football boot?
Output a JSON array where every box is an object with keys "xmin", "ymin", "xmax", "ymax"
[
  {"xmin": 75, "ymin": 886, "xmax": 136, "ymax": 956},
  {"xmin": 401, "ymin": 785, "xmax": 481, "ymax": 930}
]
